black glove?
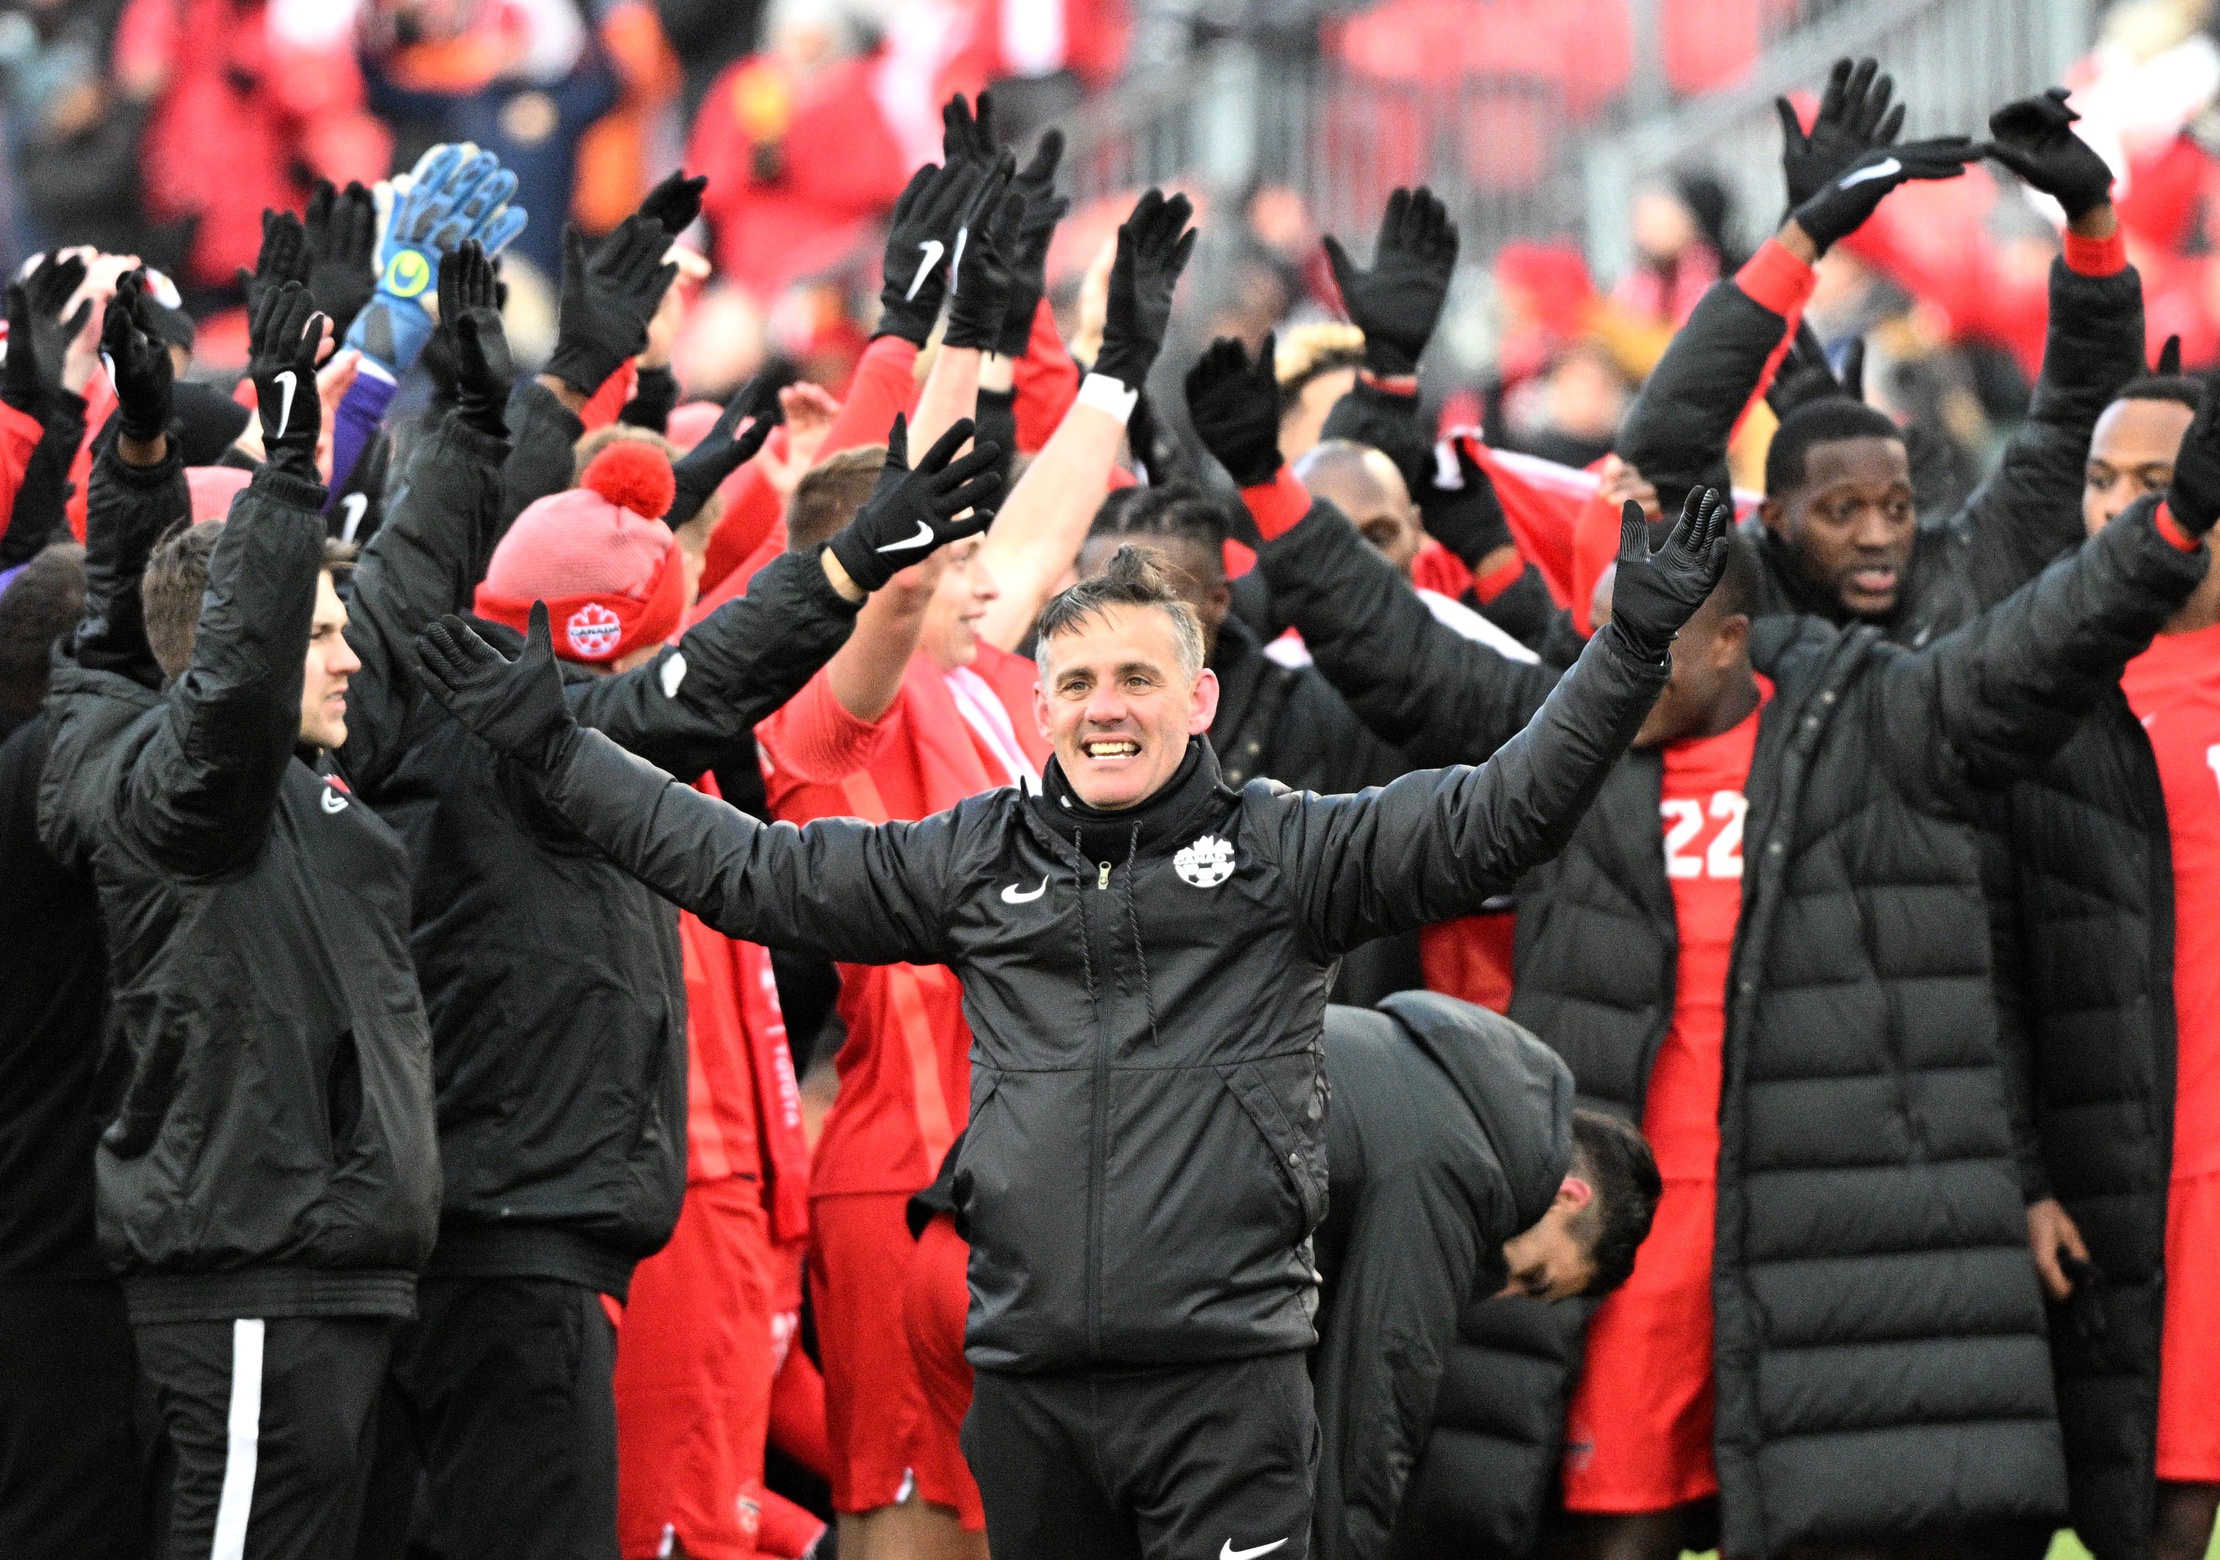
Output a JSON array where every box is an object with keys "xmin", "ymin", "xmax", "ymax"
[
  {"xmin": 2158, "ymin": 335, "xmax": 2184, "ymax": 376},
  {"xmin": 1318, "ymin": 375, "xmax": 1431, "ymax": 494},
  {"xmin": 670, "ymin": 375, "xmax": 782, "ymax": 529},
  {"xmin": 545, "ymin": 215, "xmax": 676, "ymax": 396},
  {"xmin": 996, "ymin": 129, "xmax": 1069, "ymax": 357},
  {"xmin": 1790, "ymin": 138, "xmax": 1976, "ymax": 253},
  {"xmin": 102, "ymin": 271, "xmax": 175, "ymax": 443},
  {"xmin": 3, "ymin": 253, "xmax": 88, "ymax": 418},
  {"xmin": 1606, "ymin": 488, "xmax": 1734, "ymax": 661},
  {"xmin": 439, "ymin": 239, "xmax": 513, "ymax": 439},
  {"xmin": 238, "ymin": 207, "xmax": 309, "ymax": 317},
  {"xmin": 2165, "ymin": 378, "xmax": 2220, "ymax": 536},
  {"xmin": 1985, "ymin": 87, "xmax": 2113, "ymax": 223},
  {"xmin": 944, "ymin": 157, "xmax": 1020, "ymax": 351},
  {"xmin": 1093, "ymin": 188, "xmax": 1198, "ymax": 392},
  {"xmin": 1323, "ymin": 186, "xmax": 1459, "ymax": 378},
  {"xmin": 1776, "ymin": 57, "xmax": 1904, "ymax": 211},
  {"xmin": 826, "ymin": 414, "xmax": 1006, "ymax": 593},
  {"xmin": 941, "ymin": 91, "xmax": 999, "ymax": 174},
  {"xmin": 633, "ymin": 169, "xmax": 707, "ymax": 240},
  {"xmin": 302, "ymin": 179, "xmax": 378, "ymax": 338},
  {"xmin": 1765, "ymin": 321, "xmax": 1865, "ymax": 421},
  {"xmin": 1419, "ymin": 440, "xmax": 1514, "ymax": 569},
  {"xmin": 875, "ymin": 160, "xmax": 984, "ymax": 347},
  {"xmin": 246, "ymin": 280, "xmax": 327, "ymax": 481},
  {"xmin": 1184, "ymin": 333, "xmax": 1283, "ymax": 489},
  {"xmin": 417, "ymin": 602, "xmax": 578, "ymax": 770}
]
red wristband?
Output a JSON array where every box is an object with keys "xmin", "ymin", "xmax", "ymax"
[
  {"xmin": 1736, "ymin": 237, "xmax": 1817, "ymax": 318},
  {"xmin": 2063, "ymin": 228, "xmax": 2127, "ymax": 277},
  {"xmin": 1357, "ymin": 368, "xmax": 1419, "ymax": 398},
  {"xmin": 2154, "ymin": 500, "xmax": 2201, "ymax": 553},
  {"xmin": 1243, "ymin": 468, "xmax": 1312, "ymax": 542},
  {"xmin": 1474, "ymin": 555, "xmax": 1526, "ymax": 603}
]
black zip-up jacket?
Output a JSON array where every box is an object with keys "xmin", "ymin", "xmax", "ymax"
[
  {"xmin": 1617, "ymin": 251, "xmax": 2145, "ymax": 648},
  {"xmin": 468, "ymin": 580, "xmax": 1671, "ymax": 1369},
  {"xmin": 337, "ymin": 416, "xmax": 861, "ymax": 1298},
  {"xmin": 39, "ymin": 465, "xmax": 441, "ymax": 1325},
  {"xmin": 1309, "ymin": 994, "xmax": 1572, "ymax": 1560},
  {"xmin": 1262, "ymin": 493, "xmax": 2206, "ymax": 1554}
]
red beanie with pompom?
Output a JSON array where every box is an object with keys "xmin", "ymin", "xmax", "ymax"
[{"xmin": 474, "ymin": 441, "xmax": 684, "ymax": 664}]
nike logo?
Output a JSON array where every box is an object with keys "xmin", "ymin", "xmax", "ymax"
[
  {"xmin": 1000, "ymin": 875, "xmax": 1049, "ymax": 904},
  {"xmin": 905, "ymin": 240, "xmax": 945, "ymax": 301},
  {"xmin": 337, "ymin": 493, "xmax": 368, "ymax": 543},
  {"xmin": 273, "ymin": 370, "xmax": 298, "ymax": 438},
  {"xmin": 1836, "ymin": 156, "xmax": 1902, "ymax": 189},
  {"xmin": 1221, "ymin": 1541, "xmax": 1289, "ymax": 1560},
  {"xmin": 876, "ymin": 520, "xmax": 936, "ymax": 554},
  {"xmin": 320, "ymin": 786, "xmax": 349, "ymax": 814},
  {"xmin": 949, "ymin": 226, "xmax": 970, "ymax": 290}
]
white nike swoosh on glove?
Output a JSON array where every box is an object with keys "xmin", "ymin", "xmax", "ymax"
[
  {"xmin": 905, "ymin": 240, "xmax": 945, "ymax": 302},
  {"xmin": 1836, "ymin": 157, "xmax": 1902, "ymax": 189},
  {"xmin": 876, "ymin": 520, "xmax": 936, "ymax": 554},
  {"xmin": 273, "ymin": 370, "xmax": 298, "ymax": 438}
]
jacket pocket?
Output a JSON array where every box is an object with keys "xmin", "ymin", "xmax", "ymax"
[
  {"xmin": 1222, "ymin": 1054, "xmax": 1330, "ymax": 1231},
  {"xmin": 956, "ymin": 1064, "xmax": 1097, "ymax": 1368}
]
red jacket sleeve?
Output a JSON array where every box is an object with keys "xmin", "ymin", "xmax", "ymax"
[
  {"xmin": 1011, "ymin": 299, "xmax": 1080, "ymax": 454},
  {"xmin": 755, "ymin": 664, "xmax": 897, "ymax": 788}
]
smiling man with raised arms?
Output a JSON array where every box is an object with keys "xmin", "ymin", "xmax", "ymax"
[{"xmin": 403, "ymin": 332, "xmax": 1731, "ymax": 1560}]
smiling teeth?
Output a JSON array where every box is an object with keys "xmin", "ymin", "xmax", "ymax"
[{"xmin": 1084, "ymin": 740, "xmax": 1139, "ymax": 757}]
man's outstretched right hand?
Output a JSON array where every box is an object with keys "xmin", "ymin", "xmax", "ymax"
[
  {"xmin": 824, "ymin": 414, "xmax": 1005, "ymax": 595},
  {"xmin": 1607, "ymin": 488, "xmax": 1734, "ymax": 661},
  {"xmin": 418, "ymin": 602, "xmax": 577, "ymax": 770}
]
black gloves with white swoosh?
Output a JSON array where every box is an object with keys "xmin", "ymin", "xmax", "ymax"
[
  {"xmin": 1789, "ymin": 138, "xmax": 1976, "ymax": 253},
  {"xmin": 825, "ymin": 414, "xmax": 1006, "ymax": 593},
  {"xmin": 247, "ymin": 280, "xmax": 327, "ymax": 483},
  {"xmin": 876, "ymin": 160, "xmax": 986, "ymax": 348}
]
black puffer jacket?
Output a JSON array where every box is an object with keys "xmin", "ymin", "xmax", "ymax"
[
  {"xmin": 1617, "ymin": 250, "xmax": 2145, "ymax": 648},
  {"xmin": 1257, "ymin": 490, "xmax": 2206, "ymax": 1553},
  {"xmin": 337, "ymin": 416, "xmax": 860, "ymax": 1299},
  {"xmin": 491, "ymin": 592, "xmax": 1670, "ymax": 1370},
  {"xmin": 39, "ymin": 465, "xmax": 441, "ymax": 1324},
  {"xmin": 1996, "ymin": 682, "xmax": 2178, "ymax": 1560},
  {"xmin": 1310, "ymin": 994, "xmax": 1572, "ymax": 1560}
]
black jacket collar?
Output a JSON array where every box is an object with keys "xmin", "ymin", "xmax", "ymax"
[{"xmin": 1030, "ymin": 737, "xmax": 1227, "ymax": 864}]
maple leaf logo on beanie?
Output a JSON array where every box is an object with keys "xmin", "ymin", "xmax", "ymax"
[{"xmin": 567, "ymin": 602, "xmax": 623, "ymax": 659}]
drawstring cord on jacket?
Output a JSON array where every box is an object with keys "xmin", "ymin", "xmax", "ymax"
[
  {"xmin": 1120, "ymin": 823, "xmax": 1162, "ymax": 1050},
  {"xmin": 1072, "ymin": 829, "xmax": 1099, "ymax": 1021}
]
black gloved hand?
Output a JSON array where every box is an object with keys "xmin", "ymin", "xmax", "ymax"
[
  {"xmin": 1323, "ymin": 186, "xmax": 1459, "ymax": 379},
  {"xmin": 103, "ymin": 271, "xmax": 175, "ymax": 443},
  {"xmin": 1985, "ymin": 87, "xmax": 2113, "ymax": 223},
  {"xmin": 239, "ymin": 207, "xmax": 309, "ymax": 317},
  {"xmin": 439, "ymin": 239, "xmax": 513, "ymax": 438},
  {"xmin": 941, "ymin": 91, "xmax": 998, "ymax": 174},
  {"xmin": 1776, "ymin": 57, "xmax": 1904, "ymax": 211},
  {"xmin": 546, "ymin": 215, "xmax": 676, "ymax": 396},
  {"xmin": 1765, "ymin": 321, "xmax": 1865, "ymax": 421},
  {"xmin": 1092, "ymin": 188, "xmax": 1198, "ymax": 392},
  {"xmin": 417, "ymin": 601, "xmax": 578, "ymax": 770},
  {"xmin": 2164, "ymin": 378, "xmax": 2220, "ymax": 536},
  {"xmin": 303, "ymin": 180, "xmax": 378, "ymax": 338},
  {"xmin": 633, "ymin": 170, "xmax": 708, "ymax": 240},
  {"xmin": 1318, "ymin": 374, "xmax": 1431, "ymax": 493},
  {"xmin": 1184, "ymin": 333, "xmax": 1283, "ymax": 489},
  {"xmin": 1790, "ymin": 138, "xmax": 1976, "ymax": 253},
  {"xmin": 996, "ymin": 130, "xmax": 1069, "ymax": 357},
  {"xmin": 670, "ymin": 375, "xmax": 782, "ymax": 529},
  {"xmin": 826, "ymin": 414, "xmax": 1006, "ymax": 593},
  {"xmin": 2, "ymin": 253, "xmax": 89, "ymax": 418},
  {"xmin": 876, "ymin": 160, "xmax": 985, "ymax": 347},
  {"xmin": 1419, "ymin": 440, "xmax": 1514, "ymax": 568},
  {"xmin": 246, "ymin": 280, "xmax": 327, "ymax": 481},
  {"xmin": 943, "ymin": 156, "xmax": 1020, "ymax": 351},
  {"xmin": 1606, "ymin": 488, "xmax": 1734, "ymax": 661}
]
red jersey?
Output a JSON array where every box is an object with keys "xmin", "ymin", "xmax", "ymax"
[
  {"xmin": 756, "ymin": 644, "xmax": 1049, "ymax": 1198},
  {"xmin": 2122, "ymin": 623, "xmax": 2220, "ymax": 1177},
  {"xmin": 1563, "ymin": 679, "xmax": 1767, "ymax": 1512}
]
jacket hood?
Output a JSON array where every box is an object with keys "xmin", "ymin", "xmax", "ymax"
[{"xmin": 1379, "ymin": 990, "xmax": 1573, "ymax": 1236}]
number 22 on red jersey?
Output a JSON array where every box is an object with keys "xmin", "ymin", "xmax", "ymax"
[{"xmin": 1661, "ymin": 790, "xmax": 1748, "ymax": 880}]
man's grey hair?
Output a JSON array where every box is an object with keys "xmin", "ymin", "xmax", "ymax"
[{"xmin": 1034, "ymin": 543, "xmax": 1206, "ymax": 682}]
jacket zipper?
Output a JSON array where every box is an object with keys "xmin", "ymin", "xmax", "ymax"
[{"xmin": 1086, "ymin": 858, "xmax": 1114, "ymax": 1356}]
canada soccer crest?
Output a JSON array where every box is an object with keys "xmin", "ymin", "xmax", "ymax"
[
  {"xmin": 567, "ymin": 601, "xmax": 622, "ymax": 659},
  {"xmin": 1174, "ymin": 833, "xmax": 1235, "ymax": 888}
]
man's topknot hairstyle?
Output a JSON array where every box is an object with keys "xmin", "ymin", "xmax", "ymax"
[
  {"xmin": 1035, "ymin": 543, "xmax": 1207, "ymax": 681},
  {"xmin": 1569, "ymin": 1108, "xmax": 1662, "ymax": 1298},
  {"xmin": 1762, "ymin": 398, "xmax": 1903, "ymax": 498}
]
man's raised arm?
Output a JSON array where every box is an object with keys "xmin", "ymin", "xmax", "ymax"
[{"xmin": 415, "ymin": 602, "xmax": 954, "ymax": 966}]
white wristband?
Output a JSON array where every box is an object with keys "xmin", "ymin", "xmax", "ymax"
[{"xmin": 1076, "ymin": 372, "xmax": 1139, "ymax": 424}]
